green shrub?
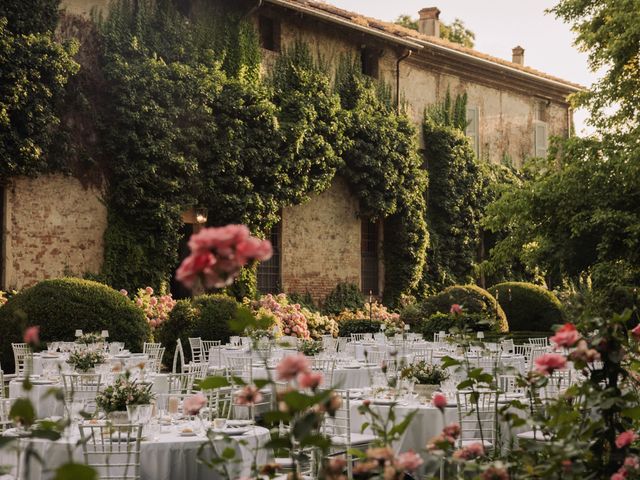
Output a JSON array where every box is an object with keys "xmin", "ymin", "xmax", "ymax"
[
  {"xmin": 419, "ymin": 284, "xmax": 508, "ymax": 333},
  {"xmin": 421, "ymin": 312, "xmax": 491, "ymax": 338},
  {"xmin": 157, "ymin": 294, "xmax": 241, "ymax": 364},
  {"xmin": 337, "ymin": 319, "xmax": 382, "ymax": 337},
  {"xmin": 323, "ymin": 282, "xmax": 365, "ymax": 316},
  {"xmin": 288, "ymin": 291, "xmax": 317, "ymax": 312},
  {"xmin": 491, "ymin": 282, "xmax": 564, "ymax": 332},
  {"xmin": 399, "ymin": 303, "xmax": 423, "ymax": 331},
  {"xmin": 156, "ymin": 299, "xmax": 198, "ymax": 364},
  {"xmin": 0, "ymin": 278, "xmax": 150, "ymax": 372}
]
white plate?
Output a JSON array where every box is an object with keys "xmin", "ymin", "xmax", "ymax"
[
  {"xmin": 371, "ymin": 399, "xmax": 397, "ymax": 406},
  {"xmin": 212, "ymin": 427, "xmax": 251, "ymax": 436},
  {"xmin": 227, "ymin": 420, "xmax": 254, "ymax": 427},
  {"xmin": 342, "ymin": 365, "xmax": 361, "ymax": 369}
]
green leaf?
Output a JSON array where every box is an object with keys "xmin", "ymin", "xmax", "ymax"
[
  {"xmin": 53, "ymin": 463, "xmax": 98, "ymax": 480},
  {"xmin": 10, "ymin": 398, "xmax": 36, "ymax": 426}
]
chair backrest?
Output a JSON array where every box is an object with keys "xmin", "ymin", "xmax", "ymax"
[
  {"xmin": 167, "ymin": 371, "xmax": 196, "ymax": 395},
  {"xmin": 350, "ymin": 333, "xmax": 372, "ymax": 343},
  {"xmin": 225, "ymin": 355, "xmax": 253, "ymax": 382},
  {"xmin": 144, "ymin": 344, "xmax": 164, "ymax": 373},
  {"xmin": 542, "ymin": 369, "xmax": 573, "ymax": 399},
  {"xmin": 188, "ymin": 362, "xmax": 209, "ymax": 381},
  {"xmin": 12, "ymin": 344, "xmax": 31, "ymax": 376},
  {"xmin": 79, "ymin": 423, "xmax": 142, "ymax": 480},
  {"xmin": 321, "ymin": 390, "xmax": 353, "ymax": 444},
  {"xmin": 411, "ymin": 348, "xmax": 433, "ymax": 364},
  {"xmin": 366, "ymin": 349, "xmax": 387, "ymax": 366},
  {"xmin": 188, "ymin": 338, "xmax": 203, "ymax": 363},
  {"xmin": 527, "ymin": 346, "xmax": 550, "ymax": 371},
  {"xmin": 456, "ymin": 390, "xmax": 499, "ymax": 445},
  {"xmin": 311, "ymin": 358, "xmax": 335, "ymax": 387},
  {"xmin": 62, "ymin": 373, "xmax": 102, "ymax": 410},
  {"xmin": 205, "ymin": 387, "xmax": 234, "ymax": 420},
  {"xmin": 229, "ymin": 336, "xmax": 241, "ymax": 346},
  {"xmin": 528, "ymin": 337, "xmax": 549, "ymax": 347},
  {"xmin": 498, "ymin": 374, "xmax": 524, "ymax": 394},
  {"xmin": 500, "ymin": 339, "xmax": 515, "ymax": 354},
  {"xmin": 0, "ymin": 398, "xmax": 12, "ymax": 432},
  {"xmin": 202, "ymin": 340, "xmax": 222, "ymax": 364},
  {"xmin": 321, "ymin": 335, "xmax": 337, "ymax": 353},
  {"xmin": 143, "ymin": 342, "xmax": 161, "ymax": 354}
]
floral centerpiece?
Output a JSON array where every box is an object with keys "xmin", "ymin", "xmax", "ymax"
[
  {"xmin": 75, "ymin": 332, "xmax": 104, "ymax": 345},
  {"xmin": 96, "ymin": 374, "xmax": 154, "ymax": 416},
  {"xmin": 68, "ymin": 350, "xmax": 106, "ymax": 372},
  {"xmin": 131, "ymin": 286, "xmax": 176, "ymax": 330},
  {"xmin": 298, "ymin": 339, "xmax": 323, "ymax": 356},
  {"xmin": 401, "ymin": 361, "xmax": 449, "ymax": 400}
]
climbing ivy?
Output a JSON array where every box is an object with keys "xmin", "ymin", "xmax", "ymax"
[{"xmin": 0, "ymin": 0, "xmax": 78, "ymax": 181}]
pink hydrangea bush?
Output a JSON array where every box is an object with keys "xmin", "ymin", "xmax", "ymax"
[
  {"xmin": 249, "ymin": 294, "xmax": 311, "ymax": 339},
  {"xmin": 335, "ymin": 301, "xmax": 401, "ymax": 326},
  {"xmin": 132, "ymin": 286, "xmax": 176, "ymax": 330}
]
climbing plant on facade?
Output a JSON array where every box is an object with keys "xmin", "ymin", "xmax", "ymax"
[{"xmin": 0, "ymin": 0, "xmax": 78, "ymax": 181}]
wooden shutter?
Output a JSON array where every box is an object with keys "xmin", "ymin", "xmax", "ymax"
[
  {"xmin": 534, "ymin": 121, "xmax": 548, "ymax": 158},
  {"xmin": 465, "ymin": 106, "xmax": 480, "ymax": 157}
]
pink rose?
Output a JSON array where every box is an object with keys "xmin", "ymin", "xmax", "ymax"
[
  {"xmin": 236, "ymin": 385, "xmax": 263, "ymax": 406},
  {"xmin": 176, "ymin": 251, "xmax": 217, "ymax": 288},
  {"xmin": 297, "ymin": 371, "xmax": 323, "ymax": 390},
  {"xmin": 188, "ymin": 225, "xmax": 250, "ymax": 253},
  {"xmin": 145, "ymin": 286, "xmax": 154, "ymax": 295},
  {"xmin": 453, "ymin": 442, "xmax": 484, "ymax": 460},
  {"xmin": 631, "ymin": 324, "xmax": 640, "ymax": 340},
  {"xmin": 481, "ymin": 466, "xmax": 509, "ymax": 480},
  {"xmin": 450, "ymin": 304, "xmax": 463, "ymax": 315},
  {"xmin": 443, "ymin": 423, "xmax": 461, "ymax": 439},
  {"xmin": 276, "ymin": 354, "xmax": 311, "ymax": 381},
  {"xmin": 150, "ymin": 297, "xmax": 158, "ymax": 306},
  {"xmin": 550, "ymin": 323, "xmax": 580, "ymax": 348},
  {"xmin": 432, "ymin": 392, "xmax": 447, "ymax": 410},
  {"xmin": 394, "ymin": 450, "xmax": 423, "ymax": 471},
  {"xmin": 235, "ymin": 236, "xmax": 273, "ymax": 263},
  {"xmin": 183, "ymin": 393, "xmax": 207, "ymax": 415},
  {"xmin": 616, "ymin": 430, "xmax": 638, "ymax": 449},
  {"xmin": 23, "ymin": 326, "xmax": 40, "ymax": 345},
  {"xmin": 624, "ymin": 456, "xmax": 639, "ymax": 470},
  {"xmin": 119, "ymin": 289, "xmax": 128, "ymax": 296},
  {"xmin": 534, "ymin": 353, "xmax": 567, "ymax": 375},
  {"xmin": 611, "ymin": 473, "xmax": 626, "ymax": 480}
]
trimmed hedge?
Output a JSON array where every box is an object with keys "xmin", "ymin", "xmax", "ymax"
[
  {"xmin": 421, "ymin": 312, "xmax": 490, "ymax": 337},
  {"xmin": 419, "ymin": 284, "xmax": 508, "ymax": 333},
  {"xmin": 323, "ymin": 282, "xmax": 364, "ymax": 316},
  {"xmin": 157, "ymin": 294, "xmax": 241, "ymax": 364},
  {"xmin": 491, "ymin": 282, "xmax": 564, "ymax": 332},
  {"xmin": 337, "ymin": 319, "xmax": 382, "ymax": 337},
  {"xmin": 0, "ymin": 278, "xmax": 150, "ymax": 372}
]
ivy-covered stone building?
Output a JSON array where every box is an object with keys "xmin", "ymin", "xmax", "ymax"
[{"xmin": 1, "ymin": 0, "xmax": 581, "ymax": 303}]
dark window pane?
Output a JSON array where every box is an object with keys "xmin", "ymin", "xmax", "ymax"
[
  {"xmin": 259, "ymin": 15, "xmax": 280, "ymax": 52},
  {"xmin": 361, "ymin": 220, "xmax": 379, "ymax": 295},
  {"xmin": 258, "ymin": 223, "xmax": 281, "ymax": 294},
  {"xmin": 361, "ymin": 47, "xmax": 379, "ymax": 79}
]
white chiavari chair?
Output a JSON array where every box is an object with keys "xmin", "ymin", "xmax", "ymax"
[
  {"xmin": 143, "ymin": 343, "xmax": 164, "ymax": 373},
  {"xmin": 321, "ymin": 335, "xmax": 338, "ymax": 353},
  {"xmin": 412, "ymin": 348, "xmax": 434, "ymax": 364},
  {"xmin": 528, "ymin": 337, "xmax": 549, "ymax": 347},
  {"xmin": 0, "ymin": 398, "xmax": 13, "ymax": 432},
  {"xmin": 79, "ymin": 423, "xmax": 142, "ymax": 480},
  {"xmin": 172, "ymin": 339, "xmax": 186, "ymax": 374},
  {"xmin": 323, "ymin": 390, "xmax": 378, "ymax": 479},
  {"xmin": 202, "ymin": 340, "xmax": 221, "ymax": 363},
  {"xmin": 500, "ymin": 339, "xmax": 515, "ymax": 354},
  {"xmin": 188, "ymin": 362, "xmax": 209, "ymax": 381},
  {"xmin": 350, "ymin": 333, "xmax": 373, "ymax": 343},
  {"xmin": 61, "ymin": 373, "xmax": 102, "ymax": 412},
  {"xmin": 311, "ymin": 358, "xmax": 336, "ymax": 387},
  {"xmin": 204, "ymin": 386, "xmax": 234, "ymax": 420},
  {"xmin": 167, "ymin": 371, "xmax": 196, "ymax": 395},
  {"xmin": 12, "ymin": 344, "xmax": 31, "ymax": 377},
  {"xmin": 456, "ymin": 390, "xmax": 499, "ymax": 449},
  {"xmin": 225, "ymin": 355, "xmax": 253, "ymax": 383},
  {"xmin": 188, "ymin": 338, "xmax": 204, "ymax": 364}
]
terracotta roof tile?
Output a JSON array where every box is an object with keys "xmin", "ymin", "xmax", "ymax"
[{"xmin": 272, "ymin": 0, "xmax": 584, "ymax": 91}]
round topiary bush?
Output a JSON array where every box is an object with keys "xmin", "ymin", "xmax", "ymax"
[
  {"xmin": 419, "ymin": 284, "xmax": 508, "ymax": 333},
  {"xmin": 0, "ymin": 278, "xmax": 150, "ymax": 372},
  {"xmin": 491, "ymin": 282, "xmax": 564, "ymax": 332},
  {"xmin": 157, "ymin": 294, "xmax": 241, "ymax": 364},
  {"xmin": 322, "ymin": 282, "xmax": 365, "ymax": 316}
]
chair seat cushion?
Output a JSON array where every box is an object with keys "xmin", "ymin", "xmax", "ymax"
[{"xmin": 331, "ymin": 433, "xmax": 377, "ymax": 446}]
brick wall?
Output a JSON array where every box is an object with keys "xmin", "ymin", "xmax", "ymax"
[
  {"xmin": 280, "ymin": 177, "xmax": 361, "ymax": 303},
  {"xmin": 3, "ymin": 175, "xmax": 107, "ymax": 289}
]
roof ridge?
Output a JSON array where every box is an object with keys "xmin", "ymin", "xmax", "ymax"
[{"xmin": 280, "ymin": 0, "xmax": 584, "ymax": 90}]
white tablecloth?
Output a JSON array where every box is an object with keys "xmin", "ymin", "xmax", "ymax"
[
  {"xmin": 252, "ymin": 365, "xmax": 381, "ymax": 389},
  {"xmin": 0, "ymin": 425, "xmax": 270, "ymax": 480}
]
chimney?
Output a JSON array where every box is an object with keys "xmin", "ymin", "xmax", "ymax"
[
  {"xmin": 512, "ymin": 46, "xmax": 525, "ymax": 65},
  {"xmin": 418, "ymin": 7, "xmax": 441, "ymax": 37}
]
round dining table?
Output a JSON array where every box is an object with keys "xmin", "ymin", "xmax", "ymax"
[{"xmin": 0, "ymin": 423, "xmax": 270, "ymax": 480}]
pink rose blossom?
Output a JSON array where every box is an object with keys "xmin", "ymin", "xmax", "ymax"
[
  {"xmin": 188, "ymin": 224, "xmax": 250, "ymax": 252},
  {"xmin": 481, "ymin": 466, "xmax": 509, "ymax": 480},
  {"xmin": 450, "ymin": 304, "xmax": 463, "ymax": 315},
  {"xmin": 534, "ymin": 353, "xmax": 567, "ymax": 375},
  {"xmin": 616, "ymin": 430, "xmax": 638, "ymax": 449},
  {"xmin": 236, "ymin": 385, "xmax": 263, "ymax": 406},
  {"xmin": 119, "ymin": 289, "xmax": 128, "ymax": 296},
  {"xmin": 432, "ymin": 392, "xmax": 447, "ymax": 410},
  {"xmin": 297, "ymin": 371, "xmax": 323, "ymax": 390},
  {"xmin": 611, "ymin": 473, "xmax": 626, "ymax": 480},
  {"xmin": 624, "ymin": 456, "xmax": 639, "ymax": 470},
  {"xmin": 550, "ymin": 323, "xmax": 580, "ymax": 348},
  {"xmin": 443, "ymin": 423, "xmax": 461, "ymax": 439},
  {"xmin": 145, "ymin": 286, "xmax": 154, "ymax": 295},
  {"xmin": 276, "ymin": 354, "xmax": 311, "ymax": 381},
  {"xmin": 394, "ymin": 450, "xmax": 423, "ymax": 471},
  {"xmin": 235, "ymin": 236, "xmax": 273, "ymax": 263},
  {"xmin": 183, "ymin": 393, "xmax": 207, "ymax": 415},
  {"xmin": 453, "ymin": 442, "xmax": 485, "ymax": 460},
  {"xmin": 23, "ymin": 326, "xmax": 39, "ymax": 345},
  {"xmin": 175, "ymin": 251, "xmax": 217, "ymax": 288},
  {"xmin": 631, "ymin": 324, "xmax": 640, "ymax": 340}
]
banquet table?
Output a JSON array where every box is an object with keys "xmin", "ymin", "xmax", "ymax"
[
  {"xmin": 0, "ymin": 424, "xmax": 270, "ymax": 480},
  {"xmin": 252, "ymin": 364, "xmax": 381, "ymax": 389},
  {"xmin": 8, "ymin": 374, "xmax": 170, "ymax": 419}
]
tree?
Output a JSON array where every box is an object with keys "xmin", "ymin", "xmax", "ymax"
[{"xmin": 394, "ymin": 14, "xmax": 475, "ymax": 48}]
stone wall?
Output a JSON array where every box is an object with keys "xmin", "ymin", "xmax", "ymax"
[
  {"xmin": 280, "ymin": 178, "xmax": 361, "ymax": 302},
  {"xmin": 2, "ymin": 175, "xmax": 107, "ymax": 289}
]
